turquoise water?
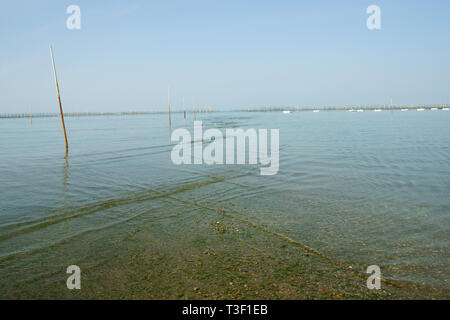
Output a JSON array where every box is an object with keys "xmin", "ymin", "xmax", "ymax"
[{"xmin": 0, "ymin": 110, "xmax": 449, "ymax": 296}]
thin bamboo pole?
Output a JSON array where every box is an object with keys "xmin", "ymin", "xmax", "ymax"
[
  {"xmin": 193, "ymin": 98, "xmax": 196, "ymax": 121},
  {"xmin": 168, "ymin": 86, "xmax": 171, "ymax": 125},
  {"xmin": 168, "ymin": 86, "xmax": 171, "ymax": 143},
  {"xmin": 182, "ymin": 96, "xmax": 186, "ymax": 119},
  {"xmin": 49, "ymin": 45, "xmax": 68, "ymax": 152}
]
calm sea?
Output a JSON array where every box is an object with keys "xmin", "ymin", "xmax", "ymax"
[{"xmin": 0, "ymin": 110, "xmax": 449, "ymax": 296}]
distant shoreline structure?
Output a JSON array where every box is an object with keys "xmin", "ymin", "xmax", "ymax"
[
  {"xmin": 242, "ymin": 104, "xmax": 450, "ymax": 113},
  {"xmin": 1, "ymin": 105, "xmax": 449, "ymax": 119},
  {"xmin": 0, "ymin": 109, "xmax": 217, "ymax": 119}
]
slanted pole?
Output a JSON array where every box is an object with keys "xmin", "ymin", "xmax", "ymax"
[{"xmin": 49, "ymin": 45, "xmax": 68, "ymax": 152}]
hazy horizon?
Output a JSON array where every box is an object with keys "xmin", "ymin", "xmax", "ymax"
[{"xmin": 1, "ymin": 0, "xmax": 450, "ymax": 113}]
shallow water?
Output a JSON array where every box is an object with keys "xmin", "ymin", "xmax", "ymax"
[{"xmin": 0, "ymin": 110, "xmax": 449, "ymax": 297}]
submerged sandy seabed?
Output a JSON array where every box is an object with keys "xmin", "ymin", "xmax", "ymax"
[{"xmin": 4, "ymin": 203, "xmax": 449, "ymax": 300}]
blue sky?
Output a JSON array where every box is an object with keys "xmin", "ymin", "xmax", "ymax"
[{"xmin": 1, "ymin": 0, "xmax": 449, "ymax": 113}]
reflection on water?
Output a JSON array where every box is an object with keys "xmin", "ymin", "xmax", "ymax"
[
  {"xmin": 0, "ymin": 111, "xmax": 449, "ymax": 298},
  {"xmin": 61, "ymin": 155, "xmax": 69, "ymax": 204}
]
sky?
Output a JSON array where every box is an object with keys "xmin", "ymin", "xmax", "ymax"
[{"xmin": 1, "ymin": 0, "xmax": 449, "ymax": 113}]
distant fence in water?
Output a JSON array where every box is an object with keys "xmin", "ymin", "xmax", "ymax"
[
  {"xmin": 242, "ymin": 105, "xmax": 450, "ymax": 112},
  {"xmin": 1, "ymin": 105, "xmax": 449, "ymax": 119},
  {"xmin": 0, "ymin": 109, "xmax": 217, "ymax": 119}
]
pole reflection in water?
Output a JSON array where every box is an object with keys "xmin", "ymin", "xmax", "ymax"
[{"xmin": 61, "ymin": 153, "xmax": 70, "ymax": 204}]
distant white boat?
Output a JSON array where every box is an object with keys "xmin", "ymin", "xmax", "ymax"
[
  {"xmin": 313, "ymin": 110, "xmax": 320, "ymax": 113},
  {"xmin": 283, "ymin": 110, "xmax": 292, "ymax": 114},
  {"xmin": 442, "ymin": 108, "xmax": 449, "ymax": 111},
  {"xmin": 357, "ymin": 109, "xmax": 364, "ymax": 112},
  {"xmin": 401, "ymin": 108, "xmax": 409, "ymax": 111},
  {"xmin": 431, "ymin": 108, "xmax": 438, "ymax": 111},
  {"xmin": 374, "ymin": 109, "xmax": 382, "ymax": 112},
  {"xmin": 417, "ymin": 108, "xmax": 425, "ymax": 111},
  {"xmin": 348, "ymin": 109, "xmax": 355, "ymax": 112}
]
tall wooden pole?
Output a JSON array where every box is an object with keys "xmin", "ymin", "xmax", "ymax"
[
  {"xmin": 168, "ymin": 86, "xmax": 171, "ymax": 126},
  {"xmin": 168, "ymin": 86, "xmax": 171, "ymax": 143},
  {"xmin": 49, "ymin": 45, "xmax": 69, "ymax": 153}
]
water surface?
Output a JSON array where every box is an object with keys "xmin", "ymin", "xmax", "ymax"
[{"xmin": 0, "ymin": 110, "xmax": 449, "ymax": 298}]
